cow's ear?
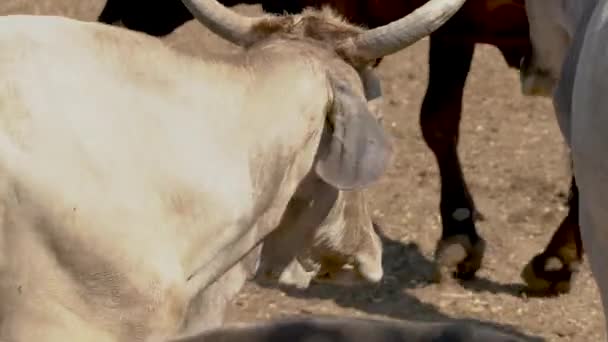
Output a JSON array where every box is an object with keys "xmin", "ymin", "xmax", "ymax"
[
  {"xmin": 360, "ymin": 66, "xmax": 382, "ymax": 101},
  {"xmin": 315, "ymin": 80, "xmax": 392, "ymax": 190}
]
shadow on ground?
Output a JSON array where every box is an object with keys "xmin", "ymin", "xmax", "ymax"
[{"xmin": 253, "ymin": 224, "xmax": 545, "ymax": 341}]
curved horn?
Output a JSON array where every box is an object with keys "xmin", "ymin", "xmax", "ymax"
[
  {"xmin": 344, "ymin": 0, "xmax": 467, "ymax": 62},
  {"xmin": 179, "ymin": 0, "xmax": 269, "ymax": 46}
]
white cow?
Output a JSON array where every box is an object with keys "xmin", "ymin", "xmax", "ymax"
[
  {"xmin": 183, "ymin": 183, "xmax": 385, "ymax": 334},
  {"xmin": 0, "ymin": 0, "xmax": 467, "ymax": 340},
  {"xmin": 521, "ymin": 0, "xmax": 608, "ymax": 337},
  {"xmin": 257, "ymin": 172, "xmax": 383, "ymax": 289}
]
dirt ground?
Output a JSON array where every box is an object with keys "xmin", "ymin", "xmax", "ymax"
[{"xmin": 2, "ymin": 0, "xmax": 606, "ymax": 341}]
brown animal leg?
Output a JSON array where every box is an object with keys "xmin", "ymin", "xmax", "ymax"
[
  {"xmin": 420, "ymin": 36, "xmax": 484, "ymax": 282},
  {"xmin": 521, "ymin": 175, "xmax": 583, "ymax": 295},
  {"xmin": 97, "ymin": 0, "xmax": 123, "ymax": 24}
]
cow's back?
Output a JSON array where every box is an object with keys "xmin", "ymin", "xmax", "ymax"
[{"xmin": 0, "ymin": 15, "xmax": 257, "ymax": 342}]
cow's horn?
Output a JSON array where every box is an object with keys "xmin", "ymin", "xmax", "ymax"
[
  {"xmin": 180, "ymin": 0, "xmax": 269, "ymax": 46},
  {"xmin": 343, "ymin": 0, "xmax": 467, "ymax": 62}
]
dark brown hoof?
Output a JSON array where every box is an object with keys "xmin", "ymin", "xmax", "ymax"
[
  {"xmin": 520, "ymin": 252, "xmax": 579, "ymax": 296},
  {"xmin": 433, "ymin": 235, "xmax": 486, "ymax": 282}
]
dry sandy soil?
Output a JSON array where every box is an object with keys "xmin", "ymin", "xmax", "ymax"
[{"xmin": 1, "ymin": 1, "xmax": 606, "ymax": 341}]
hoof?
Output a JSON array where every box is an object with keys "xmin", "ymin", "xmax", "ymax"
[
  {"xmin": 312, "ymin": 261, "xmax": 383, "ymax": 287},
  {"xmin": 312, "ymin": 256, "xmax": 383, "ymax": 287},
  {"xmin": 520, "ymin": 252, "xmax": 579, "ymax": 296},
  {"xmin": 433, "ymin": 235, "xmax": 486, "ymax": 282}
]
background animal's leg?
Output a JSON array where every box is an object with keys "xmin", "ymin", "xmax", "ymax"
[
  {"xmin": 97, "ymin": 0, "xmax": 123, "ymax": 24},
  {"xmin": 420, "ymin": 36, "xmax": 484, "ymax": 282},
  {"xmin": 118, "ymin": 0, "xmax": 193, "ymax": 37},
  {"xmin": 260, "ymin": 0, "xmax": 305, "ymax": 15},
  {"xmin": 521, "ymin": 175, "xmax": 583, "ymax": 295}
]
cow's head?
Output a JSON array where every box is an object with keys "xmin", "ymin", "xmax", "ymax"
[
  {"xmin": 519, "ymin": 0, "xmax": 571, "ymax": 97},
  {"xmin": 255, "ymin": 173, "xmax": 383, "ymax": 289},
  {"xmin": 178, "ymin": 0, "xmax": 466, "ymax": 190}
]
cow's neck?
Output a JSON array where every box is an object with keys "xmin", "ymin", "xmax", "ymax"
[{"xmin": 178, "ymin": 53, "xmax": 330, "ymax": 296}]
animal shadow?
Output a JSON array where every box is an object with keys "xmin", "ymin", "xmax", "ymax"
[{"xmin": 252, "ymin": 223, "xmax": 545, "ymax": 341}]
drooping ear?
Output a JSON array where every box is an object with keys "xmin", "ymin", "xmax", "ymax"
[
  {"xmin": 360, "ymin": 67, "xmax": 382, "ymax": 101},
  {"xmin": 315, "ymin": 79, "xmax": 392, "ymax": 190}
]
